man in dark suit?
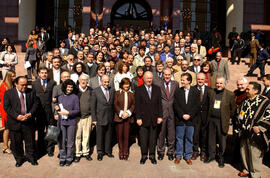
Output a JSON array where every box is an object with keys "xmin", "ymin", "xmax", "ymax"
[
  {"xmin": 4, "ymin": 76, "xmax": 38, "ymax": 167},
  {"xmin": 91, "ymin": 75, "xmax": 115, "ymax": 161},
  {"xmin": 156, "ymin": 68, "xmax": 178, "ymax": 161},
  {"xmin": 204, "ymin": 76, "xmax": 236, "ymax": 168},
  {"xmin": 153, "ymin": 61, "xmax": 164, "ymax": 85},
  {"xmin": 135, "ymin": 71, "xmax": 163, "ymax": 164},
  {"xmin": 191, "ymin": 72, "xmax": 210, "ymax": 161},
  {"xmin": 262, "ymin": 74, "xmax": 270, "ymax": 99},
  {"xmin": 32, "ymin": 66, "xmax": 56, "ymax": 157},
  {"xmin": 173, "ymin": 73, "xmax": 200, "ymax": 165},
  {"xmin": 188, "ymin": 55, "xmax": 202, "ymax": 74},
  {"xmin": 64, "ymin": 31, "xmax": 73, "ymax": 49}
]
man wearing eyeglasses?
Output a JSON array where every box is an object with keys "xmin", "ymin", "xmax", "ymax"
[{"xmin": 189, "ymin": 55, "xmax": 203, "ymax": 74}]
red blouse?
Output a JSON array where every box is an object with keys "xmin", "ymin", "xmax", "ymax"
[
  {"xmin": 138, "ymin": 76, "xmax": 144, "ymax": 87},
  {"xmin": 0, "ymin": 82, "xmax": 7, "ymax": 128}
]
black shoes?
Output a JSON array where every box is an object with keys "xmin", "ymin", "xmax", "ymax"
[
  {"xmin": 30, "ymin": 160, "xmax": 38, "ymax": 166},
  {"xmin": 168, "ymin": 154, "xmax": 174, "ymax": 161},
  {"xmin": 105, "ymin": 153, "xmax": 114, "ymax": 158},
  {"xmin": 97, "ymin": 154, "xmax": 103, "ymax": 161},
  {"xmin": 48, "ymin": 152, "xmax": 54, "ymax": 157},
  {"xmin": 59, "ymin": 161, "xmax": 65, "ymax": 167},
  {"xmin": 149, "ymin": 157, "xmax": 157, "ymax": 164},
  {"xmin": 15, "ymin": 162, "xmax": 23, "ymax": 167},
  {"xmin": 65, "ymin": 161, "xmax": 72, "ymax": 166},
  {"xmin": 85, "ymin": 155, "xmax": 92, "ymax": 161},
  {"xmin": 140, "ymin": 157, "xmax": 147, "ymax": 164},
  {"xmin": 204, "ymin": 157, "xmax": 215, "ymax": 163},
  {"xmin": 158, "ymin": 154, "xmax": 164, "ymax": 160},
  {"xmin": 74, "ymin": 156, "xmax": 81, "ymax": 163},
  {"xmin": 218, "ymin": 158, "xmax": 225, "ymax": 168}
]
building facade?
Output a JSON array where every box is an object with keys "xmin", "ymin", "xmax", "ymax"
[{"xmin": 0, "ymin": 0, "xmax": 269, "ymax": 46}]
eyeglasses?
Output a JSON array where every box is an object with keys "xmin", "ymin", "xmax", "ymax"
[{"xmin": 194, "ymin": 59, "xmax": 201, "ymax": 61}]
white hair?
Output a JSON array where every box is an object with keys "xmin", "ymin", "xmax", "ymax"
[
  {"xmin": 237, "ymin": 76, "xmax": 248, "ymax": 84},
  {"xmin": 166, "ymin": 57, "xmax": 174, "ymax": 63}
]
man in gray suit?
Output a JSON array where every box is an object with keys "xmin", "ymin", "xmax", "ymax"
[
  {"xmin": 91, "ymin": 75, "xmax": 115, "ymax": 161},
  {"xmin": 156, "ymin": 68, "xmax": 178, "ymax": 161},
  {"xmin": 210, "ymin": 52, "xmax": 230, "ymax": 81},
  {"xmin": 89, "ymin": 63, "xmax": 114, "ymax": 90}
]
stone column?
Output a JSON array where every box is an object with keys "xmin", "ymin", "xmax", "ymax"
[
  {"xmin": 172, "ymin": 0, "xmax": 181, "ymax": 32},
  {"xmin": 102, "ymin": 0, "xmax": 116, "ymax": 27},
  {"xmin": 148, "ymin": 0, "xmax": 160, "ymax": 28},
  {"xmin": 226, "ymin": 0, "xmax": 243, "ymax": 46},
  {"xmin": 18, "ymin": 0, "xmax": 36, "ymax": 41}
]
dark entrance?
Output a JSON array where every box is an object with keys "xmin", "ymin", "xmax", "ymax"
[{"xmin": 111, "ymin": 0, "xmax": 153, "ymax": 28}]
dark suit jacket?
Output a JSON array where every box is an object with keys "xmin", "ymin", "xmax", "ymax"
[
  {"xmin": 156, "ymin": 80, "xmax": 179, "ymax": 119},
  {"xmin": 32, "ymin": 78, "xmax": 56, "ymax": 124},
  {"xmin": 113, "ymin": 90, "xmax": 135, "ymax": 123},
  {"xmin": 173, "ymin": 86, "xmax": 200, "ymax": 126},
  {"xmin": 68, "ymin": 46, "xmax": 79, "ymax": 56},
  {"xmin": 91, "ymin": 87, "xmax": 115, "ymax": 126},
  {"xmin": 262, "ymin": 87, "xmax": 270, "ymax": 100},
  {"xmin": 3, "ymin": 88, "xmax": 38, "ymax": 131},
  {"xmin": 207, "ymin": 88, "xmax": 236, "ymax": 134},
  {"xmin": 61, "ymin": 63, "xmax": 74, "ymax": 74},
  {"xmin": 135, "ymin": 84, "xmax": 163, "ymax": 127},
  {"xmin": 64, "ymin": 38, "xmax": 73, "ymax": 49},
  {"xmin": 194, "ymin": 85, "xmax": 210, "ymax": 125}
]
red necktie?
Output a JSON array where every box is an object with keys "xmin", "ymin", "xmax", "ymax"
[
  {"xmin": 104, "ymin": 89, "xmax": 109, "ymax": 101},
  {"xmin": 166, "ymin": 83, "xmax": 170, "ymax": 99},
  {"xmin": 20, "ymin": 92, "xmax": 26, "ymax": 115}
]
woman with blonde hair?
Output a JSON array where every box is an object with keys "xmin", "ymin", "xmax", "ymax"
[{"xmin": 0, "ymin": 70, "xmax": 16, "ymax": 154}]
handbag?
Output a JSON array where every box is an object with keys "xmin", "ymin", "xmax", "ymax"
[{"xmin": 45, "ymin": 125, "xmax": 60, "ymax": 142}]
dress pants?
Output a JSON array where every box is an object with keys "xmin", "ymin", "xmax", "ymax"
[
  {"xmin": 9, "ymin": 125, "xmax": 35, "ymax": 163},
  {"xmin": 139, "ymin": 125, "xmax": 157, "ymax": 158},
  {"xmin": 75, "ymin": 115, "xmax": 92, "ymax": 157},
  {"xmin": 157, "ymin": 116, "xmax": 175, "ymax": 155},
  {"xmin": 175, "ymin": 124, "xmax": 194, "ymax": 159},
  {"xmin": 240, "ymin": 138, "xmax": 263, "ymax": 178},
  {"xmin": 96, "ymin": 123, "xmax": 112, "ymax": 154},
  {"xmin": 208, "ymin": 118, "xmax": 227, "ymax": 159},
  {"xmin": 115, "ymin": 119, "xmax": 130, "ymax": 156},
  {"xmin": 232, "ymin": 48, "xmax": 242, "ymax": 64},
  {"xmin": 36, "ymin": 108, "xmax": 56, "ymax": 155},
  {"xmin": 59, "ymin": 125, "xmax": 76, "ymax": 162},
  {"xmin": 193, "ymin": 112, "xmax": 207, "ymax": 155},
  {"xmin": 247, "ymin": 60, "xmax": 266, "ymax": 78}
]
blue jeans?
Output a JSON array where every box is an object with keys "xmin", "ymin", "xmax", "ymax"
[{"xmin": 175, "ymin": 125, "xmax": 194, "ymax": 159}]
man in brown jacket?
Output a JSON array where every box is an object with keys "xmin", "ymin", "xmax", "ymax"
[{"xmin": 204, "ymin": 76, "xmax": 236, "ymax": 168}]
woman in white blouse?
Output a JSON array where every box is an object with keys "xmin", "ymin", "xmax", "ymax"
[
  {"xmin": 114, "ymin": 61, "xmax": 134, "ymax": 91},
  {"xmin": 0, "ymin": 45, "xmax": 18, "ymax": 79}
]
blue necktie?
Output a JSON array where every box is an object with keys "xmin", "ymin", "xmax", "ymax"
[{"xmin": 147, "ymin": 87, "xmax": 151, "ymax": 99}]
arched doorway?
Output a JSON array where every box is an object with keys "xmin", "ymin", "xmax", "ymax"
[{"xmin": 111, "ymin": 0, "xmax": 153, "ymax": 28}]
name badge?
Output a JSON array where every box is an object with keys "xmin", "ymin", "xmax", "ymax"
[
  {"xmin": 214, "ymin": 100, "xmax": 221, "ymax": 109},
  {"xmin": 238, "ymin": 111, "xmax": 245, "ymax": 120}
]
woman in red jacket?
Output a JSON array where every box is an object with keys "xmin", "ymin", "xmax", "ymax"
[{"xmin": 0, "ymin": 70, "xmax": 16, "ymax": 154}]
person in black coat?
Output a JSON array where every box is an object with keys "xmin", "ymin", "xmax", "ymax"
[
  {"xmin": 191, "ymin": 73, "xmax": 210, "ymax": 161},
  {"xmin": 32, "ymin": 66, "xmax": 56, "ymax": 157},
  {"xmin": 135, "ymin": 71, "xmax": 163, "ymax": 165},
  {"xmin": 4, "ymin": 76, "xmax": 39, "ymax": 167},
  {"xmin": 173, "ymin": 73, "xmax": 200, "ymax": 165}
]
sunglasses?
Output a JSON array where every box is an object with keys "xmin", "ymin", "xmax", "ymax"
[{"xmin": 194, "ymin": 59, "xmax": 201, "ymax": 61}]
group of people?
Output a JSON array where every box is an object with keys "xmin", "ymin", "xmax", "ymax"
[{"xmin": 0, "ymin": 26, "xmax": 269, "ymax": 178}]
